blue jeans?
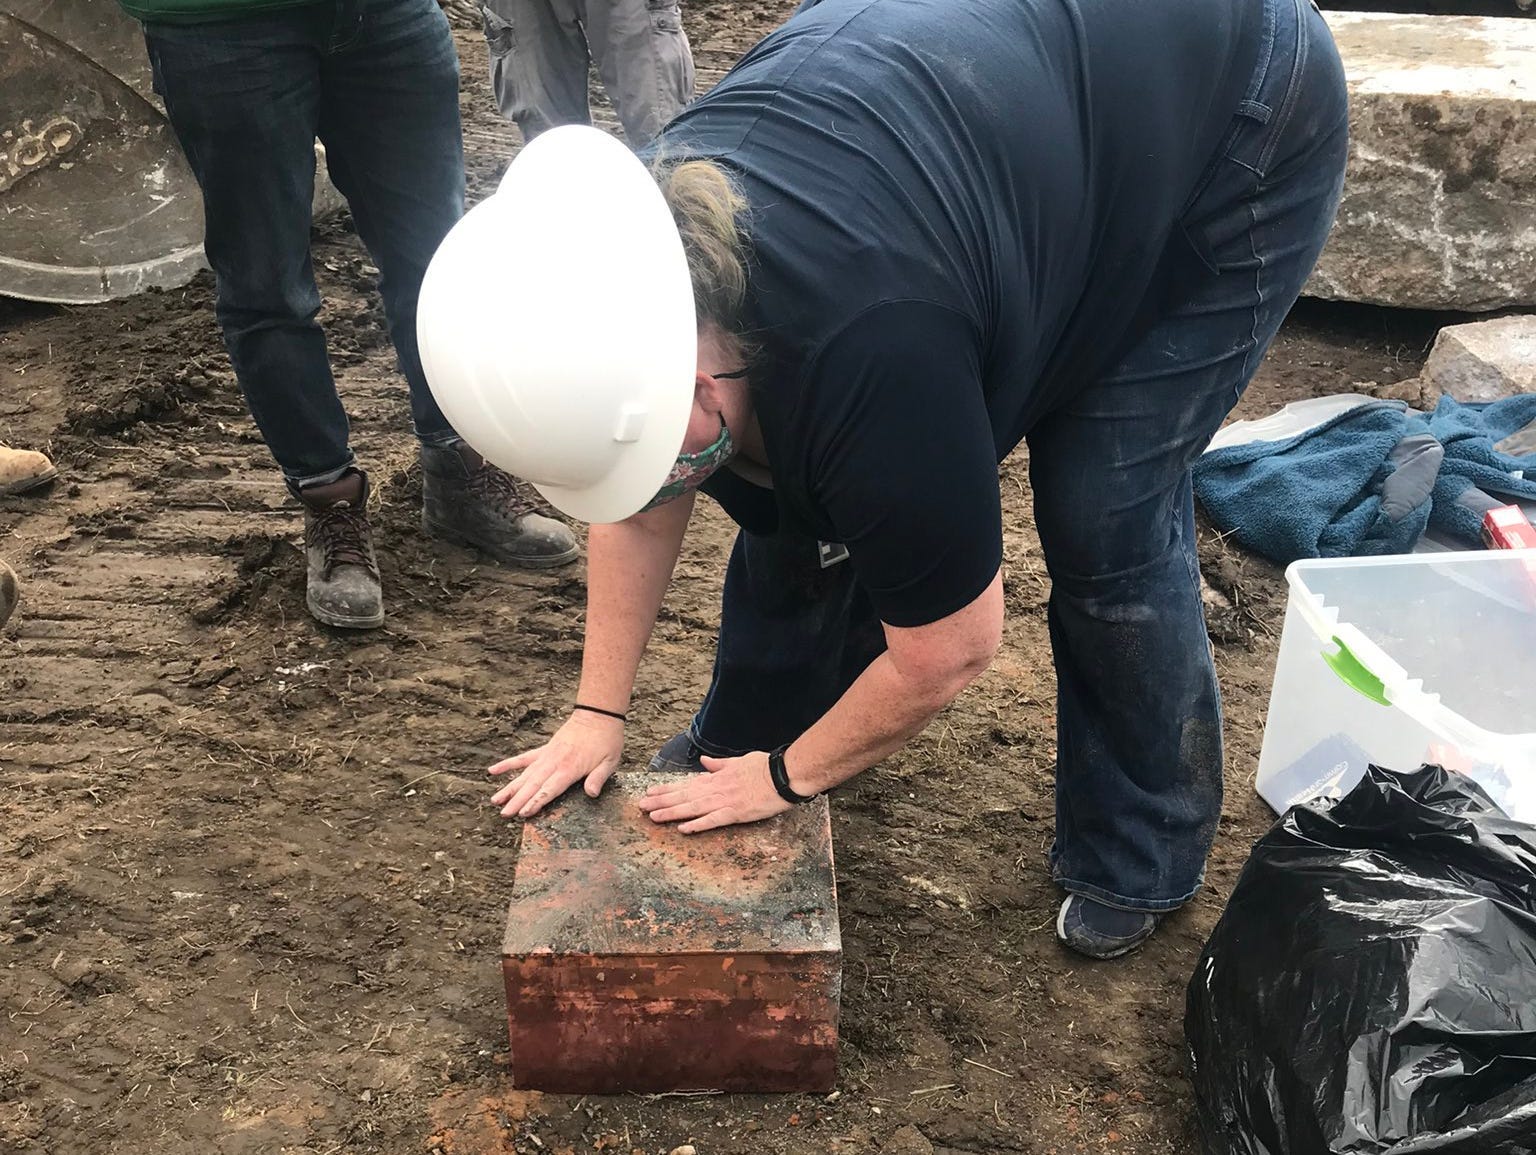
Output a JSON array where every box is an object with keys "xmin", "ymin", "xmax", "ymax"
[
  {"xmin": 690, "ymin": 0, "xmax": 1348, "ymax": 912},
  {"xmin": 143, "ymin": 0, "xmax": 466, "ymax": 489}
]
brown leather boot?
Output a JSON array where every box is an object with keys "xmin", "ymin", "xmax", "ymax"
[
  {"xmin": 0, "ymin": 560, "xmax": 17, "ymax": 631},
  {"xmin": 300, "ymin": 471, "xmax": 383, "ymax": 630},
  {"xmin": 0, "ymin": 447, "xmax": 57, "ymax": 496}
]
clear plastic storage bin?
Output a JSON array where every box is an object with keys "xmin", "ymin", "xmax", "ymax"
[{"xmin": 1257, "ymin": 551, "xmax": 1536, "ymax": 823}]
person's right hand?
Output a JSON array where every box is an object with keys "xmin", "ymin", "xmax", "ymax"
[{"xmin": 488, "ymin": 711, "xmax": 624, "ymax": 819}]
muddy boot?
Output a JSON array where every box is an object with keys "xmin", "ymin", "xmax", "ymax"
[
  {"xmin": 420, "ymin": 442, "xmax": 578, "ymax": 569},
  {"xmin": 0, "ymin": 447, "xmax": 57, "ymax": 496},
  {"xmin": 300, "ymin": 471, "xmax": 384, "ymax": 630},
  {"xmin": 0, "ymin": 560, "xmax": 17, "ymax": 631}
]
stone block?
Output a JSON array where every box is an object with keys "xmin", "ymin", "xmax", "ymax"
[
  {"xmin": 1423, "ymin": 315, "xmax": 1536, "ymax": 401},
  {"xmin": 1376, "ymin": 375, "xmax": 1440, "ymax": 408},
  {"xmin": 1306, "ymin": 13, "xmax": 1536, "ymax": 311},
  {"xmin": 502, "ymin": 773, "xmax": 841, "ymax": 1093}
]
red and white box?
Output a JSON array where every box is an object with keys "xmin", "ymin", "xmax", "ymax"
[{"xmin": 1482, "ymin": 505, "xmax": 1536, "ymax": 598}]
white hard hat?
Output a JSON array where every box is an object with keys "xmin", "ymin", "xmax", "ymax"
[{"xmin": 416, "ymin": 125, "xmax": 696, "ymax": 524}]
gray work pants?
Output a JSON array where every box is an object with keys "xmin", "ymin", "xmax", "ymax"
[{"xmin": 480, "ymin": 0, "xmax": 693, "ymax": 145}]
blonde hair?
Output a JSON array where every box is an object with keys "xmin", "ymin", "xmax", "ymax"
[{"xmin": 652, "ymin": 157, "xmax": 752, "ymax": 337}]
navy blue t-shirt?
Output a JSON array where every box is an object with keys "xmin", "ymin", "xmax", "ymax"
[{"xmin": 649, "ymin": 0, "xmax": 1264, "ymax": 627}]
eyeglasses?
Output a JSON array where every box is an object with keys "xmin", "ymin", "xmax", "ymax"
[{"xmin": 715, "ymin": 367, "xmax": 750, "ymax": 380}]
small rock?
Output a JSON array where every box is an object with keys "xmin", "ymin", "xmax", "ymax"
[
  {"xmin": 882, "ymin": 1125, "xmax": 934, "ymax": 1155},
  {"xmin": 1375, "ymin": 376, "xmax": 1439, "ymax": 409},
  {"xmin": 1423, "ymin": 316, "xmax": 1536, "ymax": 403},
  {"xmin": 1199, "ymin": 576, "xmax": 1245, "ymax": 646},
  {"xmin": 668, "ymin": 1146, "xmax": 696, "ymax": 1155}
]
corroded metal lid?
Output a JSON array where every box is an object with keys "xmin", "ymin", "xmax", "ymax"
[{"xmin": 504, "ymin": 773, "xmax": 840, "ymax": 957}]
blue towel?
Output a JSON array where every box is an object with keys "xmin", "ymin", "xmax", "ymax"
[
  {"xmin": 1192, "ymin": 400, "xmax": 1435, "ymax": 562},
  {"xmin": 1192, "ymin": 395, "xmax": 1536, "ymax": 565},
  {"xmin": 1427, "ymin": 394, "xmax": 1536, "ymax": 544}
]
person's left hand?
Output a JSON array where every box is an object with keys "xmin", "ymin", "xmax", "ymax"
[{"xmin": 637, "ymin": 751, "xmax": 792, "ymax": 833}]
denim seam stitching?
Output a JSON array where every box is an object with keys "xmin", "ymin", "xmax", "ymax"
[
  {"xmin": 289, "ymin": 455, "xmax": 359, "ymax": 489},
  {"xmin": 1255, "ymin": 0, "xmax": 1311, "ymax": 177},
  {"xmin": 683, "ymin": 723, "xmax": 747, "ymax": 760},
  {"xmin": 1053, "ymin": 875, "xmax": 1202, "ymax": 914}
]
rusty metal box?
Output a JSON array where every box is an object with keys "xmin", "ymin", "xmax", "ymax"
[{"xmin": 502, "ymin": 773, "xmax": 841, "ymax": 1093}]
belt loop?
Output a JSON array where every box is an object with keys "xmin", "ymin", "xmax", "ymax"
[{"xmin": 1236, "ymin": 99, "xmax": 1271, "ymax": 124}]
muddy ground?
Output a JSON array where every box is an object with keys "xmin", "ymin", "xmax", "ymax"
[{"xmin": 0, "ymin": 4, "xmax": 1462, "ymax": 1153}]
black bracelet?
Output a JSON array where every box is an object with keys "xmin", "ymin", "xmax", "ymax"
[
  {"xmin": 768, "ymin": 744, "xmax": 818, "ymax": 804},
  {"xmin": 573, "ymin": 703, "xmax": 627, "ymax": 722}
]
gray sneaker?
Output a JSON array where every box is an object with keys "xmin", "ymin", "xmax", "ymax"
[
  {"xmin": 300, "ymin": 471, "xmax": 384, "ymax": 630},
  {"xmin": 1055, "ymin": 895, "xmax": 1161, "ymax": 960},
  {"xmin": 648, "ymin": 731, "xmax": 708, "ymax": 773},
  {"xmin": 420, "ymin": 443, "xmax": 578, "ymax": 569}
]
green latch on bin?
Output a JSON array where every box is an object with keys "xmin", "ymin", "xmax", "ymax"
[{"xmin": 1322, "ymin": 635, "xmax": 1389, "ymax": 706}]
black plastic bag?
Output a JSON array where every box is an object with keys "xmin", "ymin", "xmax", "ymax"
[{"xmin": 1186, "ymin": 765, "xmax": 1536, "ymax": 1154}]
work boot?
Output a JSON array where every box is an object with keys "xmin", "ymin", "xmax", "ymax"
[
  {"xmin": 0, "ymin": 559, "xmax": 17, "ymax": 631},
  {"xmin": 300, "ymin": 470, "xmax": 384, "ymax": 630},
  {"xmin": 420, "ymin": 442, "xmax": 578, "ymax": 568},
  {"xmin": 0, "ymin": 447, "xmax": 57, "ymax": 496}
]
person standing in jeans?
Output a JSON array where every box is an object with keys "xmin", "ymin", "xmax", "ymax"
[
  {"xmin": 480, "ymin": 0, "xmax": 694, "ymax": 145},
  {"xmin": 444, "ymin": 0, "xmax": 1350, "ymax": 960},
  {"xmin": 125, "ymin": 0, "xmax": 579, "ymax": 630}
]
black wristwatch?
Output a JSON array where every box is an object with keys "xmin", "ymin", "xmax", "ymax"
[{"xmin": 768, "ymin": 744, "xmax": 818, "ymax": 804}]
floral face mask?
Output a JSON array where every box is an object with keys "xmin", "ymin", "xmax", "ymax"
[{"xmin": 639, "ymin": 419, "xmax": 735, "ymax": 513}]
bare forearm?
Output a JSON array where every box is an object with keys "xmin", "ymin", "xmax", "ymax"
[
  {"xmin": 783, "ymin": 572, "xmax": 1004, "ymax": 795},
  {"xmin": 782, "ymin": 652, "xmax": 970, "ymax": 795},
  {"xmin": 636, "ymin": 575, "xmax": 1003, "ymax": 832},
  {"xmin": 576, "ymin": 497, "xmax": 693, "ymax": 712}
]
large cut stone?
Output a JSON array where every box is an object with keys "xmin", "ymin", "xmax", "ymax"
[
  {"xmin": 1422, "ymin": 315, "xmax": 1536, "ymax": 401},
  {"xmin": 1305, "ymin": 14, "xmax": 1536, "ymax": 312}
]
